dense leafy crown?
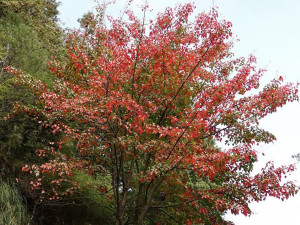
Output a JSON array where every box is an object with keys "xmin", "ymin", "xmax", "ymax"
[
  {"xmin": 7, "ymin": 3, "xmax": 299, "ymax": 225},
  {"xmin": 0, "ymin": 0, "xmax": 62, "ymax": 55}
]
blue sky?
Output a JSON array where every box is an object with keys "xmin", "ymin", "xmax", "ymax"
[{"xmin": 58, "ymin": 0, "xmax": 300, "ymax": 224}]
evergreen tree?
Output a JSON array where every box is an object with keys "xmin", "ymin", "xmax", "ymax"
[
  {"xmin": 0, "ymin": 0, "xmax": 64, "ymax": 179},
  {"xmin": 0, "ymin": 1, "xmax": 66, "ymax": 223}
]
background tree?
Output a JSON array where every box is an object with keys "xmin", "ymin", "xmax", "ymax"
[
  {"xmin": 0, "ymin": 0, "xmax": 65, "ymax": 178},
  {"xmin": 0, "ymin": 0, "xmax": 69, "ymax": 224},
  {"xmin": 0, "ymin": 0, "xmax": 64, "ymax": 57},
  {"xmin": 0, "ymin": 1, "xmax": 115, "ymax": 223},
  {"xmin": 8, "ymin": 3, "xmax": 299, "ymax": 225}
]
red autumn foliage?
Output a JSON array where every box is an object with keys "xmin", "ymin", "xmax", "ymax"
[{"xmin": 8, "ymin": 3, "xmax": 299, "ymax": 224}]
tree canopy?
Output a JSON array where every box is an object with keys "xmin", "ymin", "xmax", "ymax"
[{"xmin": 6, "ymin": 2, "xmax": 299, "ymax": 225}]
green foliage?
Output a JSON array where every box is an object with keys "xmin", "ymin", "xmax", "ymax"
[
  {"xmin": 0, "ymin": 182, "xmax": 30, "ymax": 225},
  {"xmin": 0, "ymin": 0, "xmax": 66, "ymax": 179},
  {"xmin": 0, "ymin": 111, "xmax": 59, "ymax": 177},
  {"xmin": 0, "ymin": 12, "xmax": 50, "ymax": 81},
  {"xmin": 0, "ymin": 0, "xmax": 64, "ymax": 57},
  {"xmin": 71, "ymin": 171, "xmax": 114, "ymax": 224},
  {"xmin": 0, "ymin": 1, "xmax": 68, "ymax": 223},
  {"xmin": 25, "ymin": 171, "xmax": 114, "ymax": 225}
]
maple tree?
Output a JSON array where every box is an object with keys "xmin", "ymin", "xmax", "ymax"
[{"xmin": 7, "ymin": 3, "xmax": 299, "ymax": 225}]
